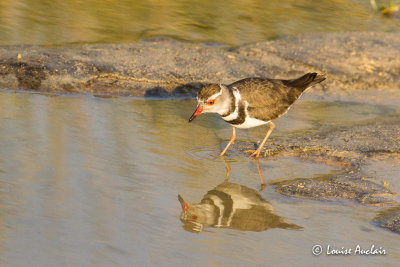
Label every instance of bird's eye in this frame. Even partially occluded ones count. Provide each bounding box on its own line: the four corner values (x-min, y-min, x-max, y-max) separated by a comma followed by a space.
190, 214, 198, 221
207, 100, 215, 105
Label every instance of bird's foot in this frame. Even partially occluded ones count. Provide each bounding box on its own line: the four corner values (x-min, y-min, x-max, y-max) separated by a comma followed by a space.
259, 183, 266, 192
245, 149, 261, 159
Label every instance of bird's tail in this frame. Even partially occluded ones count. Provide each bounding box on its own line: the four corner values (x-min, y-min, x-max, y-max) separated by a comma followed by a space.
282, 72, 326, 91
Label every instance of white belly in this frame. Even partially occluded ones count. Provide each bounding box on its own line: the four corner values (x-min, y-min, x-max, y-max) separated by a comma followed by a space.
233, 116, 269, 129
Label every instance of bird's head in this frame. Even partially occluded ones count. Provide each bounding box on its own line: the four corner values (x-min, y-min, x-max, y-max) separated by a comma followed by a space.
178, 194, 217, 232
188, 84, 231, 122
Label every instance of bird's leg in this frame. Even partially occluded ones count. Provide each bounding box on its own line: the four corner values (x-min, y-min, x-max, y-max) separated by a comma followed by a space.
247, 122, 275, 159
221, 156, 231, 181
220, 126, 236, 156
255, 159, 266, 192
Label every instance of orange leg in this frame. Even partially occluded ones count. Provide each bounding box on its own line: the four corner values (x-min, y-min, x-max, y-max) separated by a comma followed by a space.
221, 156, 231, 181
255, 159, 266, 191
248, 122, 275, 159
220, 126, 236, 156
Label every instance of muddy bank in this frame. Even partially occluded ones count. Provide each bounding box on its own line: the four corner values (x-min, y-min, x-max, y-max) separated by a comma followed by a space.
232, 113, 400, 232
0, 32, 399, 104
234, 114, 400, 205
374, 206, 400, 234
273, 173, 396, 206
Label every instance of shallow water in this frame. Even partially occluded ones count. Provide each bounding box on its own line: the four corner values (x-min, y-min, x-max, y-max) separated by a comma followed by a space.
0, 92, 400, 266
0, 0, 398, 46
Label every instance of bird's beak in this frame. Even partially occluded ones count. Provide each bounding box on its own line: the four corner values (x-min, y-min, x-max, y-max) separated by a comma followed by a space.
178, 194, 190, 211
188, 105, 203, 122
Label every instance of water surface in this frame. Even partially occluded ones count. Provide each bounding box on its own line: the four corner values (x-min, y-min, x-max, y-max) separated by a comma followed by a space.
0, 92, 399, 266
0, 0, 398, 46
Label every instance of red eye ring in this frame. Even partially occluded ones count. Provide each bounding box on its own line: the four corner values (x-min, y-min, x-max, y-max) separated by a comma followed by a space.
207, 100, 215, 105
190, 215, 198, 221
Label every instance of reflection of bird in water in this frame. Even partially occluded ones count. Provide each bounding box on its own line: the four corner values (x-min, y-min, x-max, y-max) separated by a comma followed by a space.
178, 160, 301, 232
178, 182, 302, 233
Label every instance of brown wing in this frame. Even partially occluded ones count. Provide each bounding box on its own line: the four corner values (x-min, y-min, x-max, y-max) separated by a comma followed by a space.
229, 77, 304, 121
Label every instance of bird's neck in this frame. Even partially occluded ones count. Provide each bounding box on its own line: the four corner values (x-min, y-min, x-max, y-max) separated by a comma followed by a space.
218, 87, 236, 117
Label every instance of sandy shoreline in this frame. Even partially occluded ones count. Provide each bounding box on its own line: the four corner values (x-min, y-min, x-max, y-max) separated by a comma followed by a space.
0, 32, 399, 105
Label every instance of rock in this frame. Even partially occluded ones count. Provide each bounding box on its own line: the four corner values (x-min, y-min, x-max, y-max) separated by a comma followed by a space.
273, 173, 397, 206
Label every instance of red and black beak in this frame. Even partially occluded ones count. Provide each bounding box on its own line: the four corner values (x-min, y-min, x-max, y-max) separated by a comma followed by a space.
188, 105, 203, 122
178, 194, 190, 211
